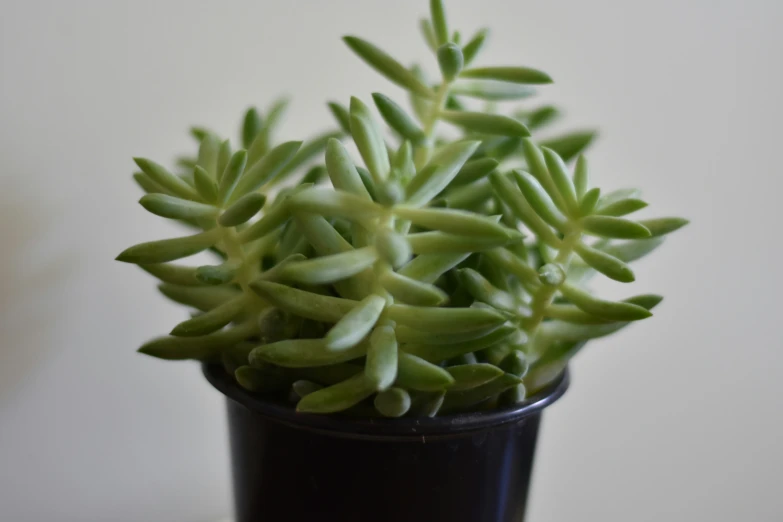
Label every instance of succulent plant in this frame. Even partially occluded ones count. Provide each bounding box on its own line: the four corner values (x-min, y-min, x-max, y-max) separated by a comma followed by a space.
118, 0, 687, 417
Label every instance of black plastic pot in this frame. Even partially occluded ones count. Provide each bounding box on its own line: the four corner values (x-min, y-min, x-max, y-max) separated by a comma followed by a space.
203, 363, 569, 522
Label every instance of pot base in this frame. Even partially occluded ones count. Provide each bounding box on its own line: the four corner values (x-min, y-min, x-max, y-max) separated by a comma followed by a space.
204, 364, 569, 522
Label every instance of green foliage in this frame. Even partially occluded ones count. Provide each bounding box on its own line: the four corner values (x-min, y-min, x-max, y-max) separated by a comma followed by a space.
119, 0, 687, 416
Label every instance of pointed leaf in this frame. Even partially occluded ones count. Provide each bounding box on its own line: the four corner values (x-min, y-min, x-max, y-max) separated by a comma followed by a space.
251, 338, 368, 369
560, 283, 652, 321
325, 294, 387, 350
296, 373, 376, 413
170, 296, 246, 337
325, 138, 372, 198
371, 92, 425, 145
133, 158, 200, 201
396, 352, 455, 391
219, 192, 266, 227
116, 228, 221, 264
366, 325, 399, 391
231, 141, 303, 201
451, 80, 534, 101
441, 110, 530, 137
249, 280, 358, 323
460, 66, 552, 84
582, 215, 652, 239
574, 241, 635, 283
343, 36, 433, 97
139, 194, 218, 220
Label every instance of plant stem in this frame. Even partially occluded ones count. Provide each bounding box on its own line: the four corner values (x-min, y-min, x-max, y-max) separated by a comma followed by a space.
415, 82, 450, 168
221, 227, 266, 314
521, 231, 581, 335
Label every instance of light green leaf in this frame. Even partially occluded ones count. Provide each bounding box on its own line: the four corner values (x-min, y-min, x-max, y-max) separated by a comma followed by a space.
170, 295, 246, 337
600, 237, 665, 263
195, 263, 237, 285
216, 140, 232, 181
573, 155, 589, 200
249, 280, 357, 323
231, 141, 303, 201
458, 268, 520, 313
218, 150, 248, 205
462, 29, 488, 66
574, 241, 635, 283
325, 294, 387, 350
511, 170, 567, 231
451, 80, 534, 101
542, 147, 579, 217
296, 373, 376, 413
560, 283, 652, 321
219, 192, 266, 227
579, 187, 601, 216
193, 166, 218, 204
116, 228, 221, 264
419, 18, 438, 52
520, 139, 568, 214
366, 325, 399, 390
394, 206, 520, 239
237, 196, 290, 243
460, 66, 553, 84
406, 140, 481, 206
374, 229, 412, 269
290, 187, 383, 220
325, 138, 372, 198
273, 131, 343, 186
327, 101, 352, 134
637, 217, 689, 237
133, 158, 200, 201
489, 171, 560, 247
407, 231, 516, 255
483, 249, 539, 288
138, 321, 257, 361
251, 338, 368, 369
596, 198, 648, 217
441, 373, 522, 413
396, 352, 455, 391
196, 132, 220, 178
582, 215, 652, 239
157, 283, 239, 312
343, 36, 433, 97
386, 303, 506, 333
139, 194, 218, 221
446, 364, 504, 391
372, 93, 425, 145
139, 263, 202, 286
441, 110, 530, 137
278, 247, 378, 285
379, 269, 448, 306
241, 107, 263, 149
404, 325, 516, 363
429, 0, 449, 45
350, 96, 391, 182
452, 158, 499, 186
398, 251, 470, 283
374, 387, 410, 417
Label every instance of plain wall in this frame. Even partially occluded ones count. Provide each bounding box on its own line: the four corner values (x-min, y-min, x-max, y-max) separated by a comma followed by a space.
1, 0, 781, 520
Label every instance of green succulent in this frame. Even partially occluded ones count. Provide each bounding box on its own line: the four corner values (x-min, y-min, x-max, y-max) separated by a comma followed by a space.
118, 0, 687, 417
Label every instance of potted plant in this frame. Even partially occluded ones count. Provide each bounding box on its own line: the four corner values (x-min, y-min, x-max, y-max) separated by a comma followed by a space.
117, 1, 687, 520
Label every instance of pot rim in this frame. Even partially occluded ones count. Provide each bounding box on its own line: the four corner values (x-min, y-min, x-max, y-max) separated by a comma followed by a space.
203, 363, 569, 440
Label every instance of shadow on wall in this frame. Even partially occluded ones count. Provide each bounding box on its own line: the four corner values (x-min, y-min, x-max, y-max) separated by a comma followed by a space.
0, 181, 77, 406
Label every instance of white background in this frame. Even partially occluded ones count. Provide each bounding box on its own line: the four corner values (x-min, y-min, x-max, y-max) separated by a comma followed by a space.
1, 0, 781, 520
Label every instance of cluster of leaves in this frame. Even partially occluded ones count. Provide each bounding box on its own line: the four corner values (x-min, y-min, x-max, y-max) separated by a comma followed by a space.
118, 0, 687, 417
